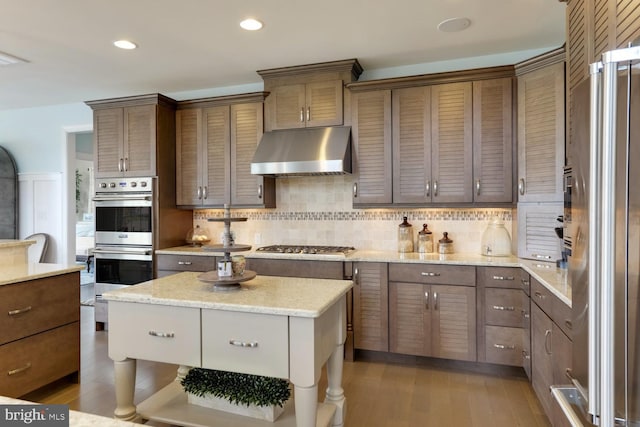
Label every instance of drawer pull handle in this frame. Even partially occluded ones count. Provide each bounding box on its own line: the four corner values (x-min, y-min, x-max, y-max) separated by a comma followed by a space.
522, 310, 530, 319
521, 279, 530, 287
532, 254, 552, 260
148, 331, 175, 338
493, 344, 516, 350
565, 320, 573, 330
229, 340, 259, 348
492, 275, 515, 281
8, 363, 31, 376
178, 261, 192, 265
544, 329, 552, 355
534, 291, 545, 299
8, 306, 32, 316
421, 272, 441, 277
522, 350, 531, 360
492, 305, 516, 311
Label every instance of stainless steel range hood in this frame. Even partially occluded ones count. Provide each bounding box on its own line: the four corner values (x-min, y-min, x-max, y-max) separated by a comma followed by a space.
251, 126, 352, 176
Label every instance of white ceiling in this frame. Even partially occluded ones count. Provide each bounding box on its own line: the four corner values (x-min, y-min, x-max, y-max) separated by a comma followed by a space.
0, 0, 566, 111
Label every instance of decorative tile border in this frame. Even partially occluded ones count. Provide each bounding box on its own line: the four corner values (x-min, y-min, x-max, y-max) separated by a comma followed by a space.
194, 209, 512, 222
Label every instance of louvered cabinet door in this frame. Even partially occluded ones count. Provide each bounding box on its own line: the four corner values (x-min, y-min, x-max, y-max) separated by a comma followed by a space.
517, 62, 565, 203
202, 106, 230, 206
431, 82, 473, 203
353, 262, 389, 352
516, 202, 563, 261
472, 78, 513, 203
305, 80, 344, 128
123, 105, 156, 177
389, 282, 430, 356
352, 90, 392, 205
94, 108, 124, 178
176, 109, 202, 206
430, 284, 476, 361
269, 84, 306, 130
392, 86, 432, 204
230, 103, 274, 207
616, 0, 640, 48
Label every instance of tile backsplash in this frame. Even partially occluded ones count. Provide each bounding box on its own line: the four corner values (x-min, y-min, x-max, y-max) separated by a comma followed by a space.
193, 175, 515, 254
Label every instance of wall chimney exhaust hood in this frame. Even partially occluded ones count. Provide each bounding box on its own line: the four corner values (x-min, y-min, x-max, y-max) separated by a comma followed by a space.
251, 126, 352, 176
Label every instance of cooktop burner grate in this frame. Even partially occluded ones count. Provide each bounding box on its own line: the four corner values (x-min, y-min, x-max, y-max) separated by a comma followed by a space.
256, 245, 355, 255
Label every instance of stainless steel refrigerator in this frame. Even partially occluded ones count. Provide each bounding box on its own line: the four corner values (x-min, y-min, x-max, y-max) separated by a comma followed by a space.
552, 45, 640, 427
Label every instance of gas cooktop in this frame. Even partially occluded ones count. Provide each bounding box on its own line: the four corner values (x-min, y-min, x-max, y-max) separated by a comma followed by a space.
256, 245, 355, 255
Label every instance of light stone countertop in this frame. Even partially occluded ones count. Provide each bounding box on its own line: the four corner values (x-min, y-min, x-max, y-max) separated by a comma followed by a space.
0, 396, 139, 427
0, 263, 84, 286
0, 239, 34, 249
103, 272, 352, 318
156, 246, 571, 307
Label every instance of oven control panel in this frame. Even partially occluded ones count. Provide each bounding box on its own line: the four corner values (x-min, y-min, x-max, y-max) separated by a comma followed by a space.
96, 177, 153, 193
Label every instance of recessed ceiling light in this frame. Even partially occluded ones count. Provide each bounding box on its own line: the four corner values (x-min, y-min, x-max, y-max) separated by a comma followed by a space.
437, 17, 471, 33
240, 18, 263, 31
113, 40, 138, 50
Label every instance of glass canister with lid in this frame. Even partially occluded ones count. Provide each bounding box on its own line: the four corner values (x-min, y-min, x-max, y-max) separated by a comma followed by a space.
417, 224, 434, 253
397, 216, 414, 253
438, 232, 454, 254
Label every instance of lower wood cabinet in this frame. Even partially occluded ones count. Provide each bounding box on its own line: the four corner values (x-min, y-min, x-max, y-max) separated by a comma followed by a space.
389, 282, 476, 361
353, 262, 389, 352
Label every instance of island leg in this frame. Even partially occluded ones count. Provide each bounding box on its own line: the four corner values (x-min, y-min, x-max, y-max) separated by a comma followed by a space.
113, 358, 138, 421
294, 384, 318, 427
324, 343, 346, 427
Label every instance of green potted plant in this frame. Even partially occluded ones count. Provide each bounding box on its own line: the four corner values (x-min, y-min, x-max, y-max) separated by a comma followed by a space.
181, 368, 291, 422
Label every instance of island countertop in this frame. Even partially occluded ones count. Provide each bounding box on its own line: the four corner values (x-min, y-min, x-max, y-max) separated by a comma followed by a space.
0, 263, 84, 286
103, 272, 353, 318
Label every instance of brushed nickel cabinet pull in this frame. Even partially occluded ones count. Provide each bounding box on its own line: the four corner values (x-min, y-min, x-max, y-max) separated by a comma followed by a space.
421, 272, 441, 277
544, 329, 552, 355
229, 340, 259, 348
493, 344, 516, 350
534, 291, 545, 300
518, 178, 525, 195
118, 158, 123, 172
565, 320, 573, 330
476, 179, 481, 196
492, 305, 516, 311
257, 184, 263, 199
8, 306, 32, 316
148, 331, 175, 338
521, 279, 530, 287
300, 107, 304, 122
425, 180, 431, 197
433, 292, 438, 310
492, 275, 515, 281
353, 182, 358, 198
425, 291, 429, 310
123, 157, 128, 171
197, 186, 202, 200
522, 310, 530, 319
433, 180, 439, 196
177, 261, 192, 266
202, 186, 208, 200
306, 107, 310, 121
8, 363, 31, 376
522, 350, 531, 360
532, 254, 552, 260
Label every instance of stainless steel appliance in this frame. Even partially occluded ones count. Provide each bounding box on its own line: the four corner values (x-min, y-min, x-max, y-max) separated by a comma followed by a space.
92, 177, 155, 329
552, 44, 640, 426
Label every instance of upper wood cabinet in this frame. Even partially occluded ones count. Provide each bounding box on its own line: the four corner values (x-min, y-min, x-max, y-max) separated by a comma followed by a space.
257, 59, 363, 132
516, 55, 565, 203
87, 94, 176, 178
175, 93, 275, 208
268, 80, 343, 130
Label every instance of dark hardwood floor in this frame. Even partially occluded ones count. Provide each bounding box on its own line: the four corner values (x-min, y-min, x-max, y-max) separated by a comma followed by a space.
23, 306, 549, 426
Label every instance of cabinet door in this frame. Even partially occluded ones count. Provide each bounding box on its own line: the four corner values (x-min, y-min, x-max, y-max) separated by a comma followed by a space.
389, 282, 430, 356
531, 303, 554, 420
472, 78, 513, 203
392, 86, 431, 204
305, 80, 343, 128
123, 105, 156, 177
230, 103, 272, 206
517, 202, 563, 261
269, 84, 306, 130
552, 323, 573, 427
351, 90, 392, 205
94, 108, 124, 178
431, 284, 476, 361
517, 61, 565, 202
176, 109, 202, 206
431, 82, 473, 203
202, 106, 230, 206
353, 262, 389, 352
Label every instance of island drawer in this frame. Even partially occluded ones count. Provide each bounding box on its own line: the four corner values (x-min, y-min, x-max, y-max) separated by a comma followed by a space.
485, 288, 526, 328
201, 310, 289, 379
0, 272, 80, 345
389, 263, 475, 286
484, 325, 524, 367
0, 322, 79, 398
477, 267, 524, 290
156, 254, 213, 272
108, 302, 201, 367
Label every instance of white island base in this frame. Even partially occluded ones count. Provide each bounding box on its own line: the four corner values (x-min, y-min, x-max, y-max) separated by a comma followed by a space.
105, 273, 351, 427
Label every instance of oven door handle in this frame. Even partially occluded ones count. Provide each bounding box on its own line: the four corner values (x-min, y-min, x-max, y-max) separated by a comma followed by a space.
93, 248, 152, 256
93, 195, 152, 202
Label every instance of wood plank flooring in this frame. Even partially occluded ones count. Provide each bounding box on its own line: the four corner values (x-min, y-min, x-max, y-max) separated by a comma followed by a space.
23, 307, 549, 426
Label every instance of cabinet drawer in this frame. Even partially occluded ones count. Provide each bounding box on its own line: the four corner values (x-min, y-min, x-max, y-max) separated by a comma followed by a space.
530, 277, 554, 316
156, 254, 214, 272
485, 288, 525, 328
108, 302, 200, 366
0, 322, 79, 398
388, 263, 475, 286
202, 310, 289, 379
478, 267, 525, 290
485, 325, 524, 367
553, 298, 573, 340
0, 273, 80, 345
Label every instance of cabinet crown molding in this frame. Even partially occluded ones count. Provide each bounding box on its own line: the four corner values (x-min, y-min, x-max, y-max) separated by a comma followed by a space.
176, 92, 269, 110
257, 58, 363, 81
514, 46, 566, 76
85, 93, 177, 110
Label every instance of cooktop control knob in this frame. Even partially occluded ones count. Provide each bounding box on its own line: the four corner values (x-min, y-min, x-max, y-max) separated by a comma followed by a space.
140, 181, 147, 187
109, 182, 116, 188
100, 182, 107, 189
130, 182, 137, 188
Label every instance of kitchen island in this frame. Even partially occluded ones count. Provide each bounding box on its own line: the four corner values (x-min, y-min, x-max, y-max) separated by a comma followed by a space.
103, 272, 352, 427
